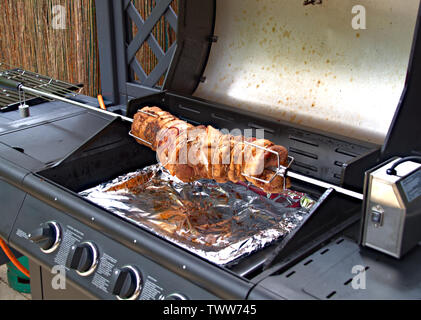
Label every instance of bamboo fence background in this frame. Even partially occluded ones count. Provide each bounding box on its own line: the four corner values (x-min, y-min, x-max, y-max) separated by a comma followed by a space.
0, 0, 178, 97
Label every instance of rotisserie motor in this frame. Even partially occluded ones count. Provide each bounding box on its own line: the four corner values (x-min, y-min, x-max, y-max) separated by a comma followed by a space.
131, 106, 290, 193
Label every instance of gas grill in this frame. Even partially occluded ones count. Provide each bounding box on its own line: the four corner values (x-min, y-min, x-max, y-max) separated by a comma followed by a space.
1, 0, 421, 300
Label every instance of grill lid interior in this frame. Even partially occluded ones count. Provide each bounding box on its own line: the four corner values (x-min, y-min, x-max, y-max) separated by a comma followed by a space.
194, 0, 419, 144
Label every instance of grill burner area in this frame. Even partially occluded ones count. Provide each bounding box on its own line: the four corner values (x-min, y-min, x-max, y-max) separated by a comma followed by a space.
80, 163, 315, 266
34, 101, 364, 278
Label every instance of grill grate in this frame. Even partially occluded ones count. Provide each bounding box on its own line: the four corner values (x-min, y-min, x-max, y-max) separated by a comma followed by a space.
0, 62, 83, 112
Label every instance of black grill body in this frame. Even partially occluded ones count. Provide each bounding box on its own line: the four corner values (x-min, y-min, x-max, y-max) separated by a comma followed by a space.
0, 93, 374, 299
2, 0, 421, 300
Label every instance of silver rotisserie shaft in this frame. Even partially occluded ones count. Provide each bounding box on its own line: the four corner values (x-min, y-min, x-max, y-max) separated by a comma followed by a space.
6, 80, 363, 200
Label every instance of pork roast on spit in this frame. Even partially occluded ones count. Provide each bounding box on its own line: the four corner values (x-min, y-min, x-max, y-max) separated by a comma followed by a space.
131, 106, 290, 193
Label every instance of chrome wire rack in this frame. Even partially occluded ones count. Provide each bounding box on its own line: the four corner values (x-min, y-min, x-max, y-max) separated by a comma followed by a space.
0, 62, 83, 112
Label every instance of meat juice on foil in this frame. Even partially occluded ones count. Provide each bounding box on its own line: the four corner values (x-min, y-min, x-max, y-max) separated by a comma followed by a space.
80, 164, 315, 266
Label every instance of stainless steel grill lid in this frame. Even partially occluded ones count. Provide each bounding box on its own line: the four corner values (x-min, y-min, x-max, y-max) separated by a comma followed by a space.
194, 0, 419, 144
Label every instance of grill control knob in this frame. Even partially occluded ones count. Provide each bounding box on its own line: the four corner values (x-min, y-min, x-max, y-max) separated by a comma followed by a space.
110, 266, 142, 300
66, 242, 98, 276
165, 293, 188, 300
29, 221, 61, 254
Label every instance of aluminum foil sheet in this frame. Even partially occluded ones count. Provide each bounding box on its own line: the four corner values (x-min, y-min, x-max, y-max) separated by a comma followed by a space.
80, 164, 315, 266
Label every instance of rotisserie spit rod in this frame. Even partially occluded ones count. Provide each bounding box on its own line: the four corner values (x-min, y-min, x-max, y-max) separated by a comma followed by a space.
0, 77, 363, 199
131, 106, 364, 199
0, 77, 133, 123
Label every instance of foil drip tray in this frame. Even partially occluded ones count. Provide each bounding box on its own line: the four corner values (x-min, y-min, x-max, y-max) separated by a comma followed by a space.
80, 164, 315, 266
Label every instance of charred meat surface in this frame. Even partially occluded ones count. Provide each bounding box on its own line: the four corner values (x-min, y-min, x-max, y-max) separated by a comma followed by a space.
131, 106, 290, 193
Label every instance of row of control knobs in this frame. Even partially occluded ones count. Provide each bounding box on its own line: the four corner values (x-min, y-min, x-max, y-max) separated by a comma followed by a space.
28, 222, 186, 300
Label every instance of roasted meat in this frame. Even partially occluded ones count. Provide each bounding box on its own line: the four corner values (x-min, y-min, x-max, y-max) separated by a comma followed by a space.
131, 106, 290, 193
